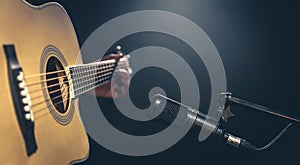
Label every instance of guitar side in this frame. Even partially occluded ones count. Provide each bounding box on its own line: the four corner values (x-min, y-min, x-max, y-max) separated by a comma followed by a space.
0, 0, 89, 164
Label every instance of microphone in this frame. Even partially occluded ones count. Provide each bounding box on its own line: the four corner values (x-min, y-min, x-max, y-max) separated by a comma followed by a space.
150, 94, 259, 150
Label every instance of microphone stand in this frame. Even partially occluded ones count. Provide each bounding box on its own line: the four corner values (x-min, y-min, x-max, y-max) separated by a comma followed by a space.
151, 93, 299, 151
218, 92, 299, 150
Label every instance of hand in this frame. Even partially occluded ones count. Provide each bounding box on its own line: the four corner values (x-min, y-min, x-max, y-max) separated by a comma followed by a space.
92, 54, 130, 98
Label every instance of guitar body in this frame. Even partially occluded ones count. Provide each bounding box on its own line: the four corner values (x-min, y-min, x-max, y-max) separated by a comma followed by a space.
0, 0, 89, 164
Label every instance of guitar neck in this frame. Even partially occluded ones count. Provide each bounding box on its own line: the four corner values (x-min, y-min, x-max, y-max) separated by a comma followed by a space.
66, 59, 117, 98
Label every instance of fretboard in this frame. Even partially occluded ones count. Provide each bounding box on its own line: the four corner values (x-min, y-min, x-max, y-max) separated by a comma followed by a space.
67, 59, 117, 98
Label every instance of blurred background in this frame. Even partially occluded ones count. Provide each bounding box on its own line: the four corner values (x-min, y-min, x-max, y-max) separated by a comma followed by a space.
29, 0, 300, 164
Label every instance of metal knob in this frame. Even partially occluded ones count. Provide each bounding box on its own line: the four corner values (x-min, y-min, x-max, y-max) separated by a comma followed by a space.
115, 45, 123, 55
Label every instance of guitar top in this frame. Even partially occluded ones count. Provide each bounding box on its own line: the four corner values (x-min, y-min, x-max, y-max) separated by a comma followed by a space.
0, 0, 130, 164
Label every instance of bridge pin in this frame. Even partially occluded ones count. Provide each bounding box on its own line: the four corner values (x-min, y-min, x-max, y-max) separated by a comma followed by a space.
18, 81, 25, 89
25, 113, 31, 120
24, 105, 30, 112
22, 97, 28, 104
16, 71, 24, 81
20, 89, 27, 96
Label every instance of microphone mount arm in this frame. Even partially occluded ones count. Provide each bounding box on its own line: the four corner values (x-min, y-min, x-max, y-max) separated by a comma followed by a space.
221, 92, 300, 123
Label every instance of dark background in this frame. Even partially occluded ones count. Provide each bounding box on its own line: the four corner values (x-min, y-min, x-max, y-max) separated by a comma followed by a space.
30, 0, 300, 164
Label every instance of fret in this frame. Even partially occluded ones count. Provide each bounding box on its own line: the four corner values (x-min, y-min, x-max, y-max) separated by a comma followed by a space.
85, 65, 88, 93
70, 67, 76, 97
66, 59, 117, 98
65, 54, 133, 98
91, 65, 94, 89
93, 65, 97, 87
71, 67, 75, 97
79, 66, 82, 94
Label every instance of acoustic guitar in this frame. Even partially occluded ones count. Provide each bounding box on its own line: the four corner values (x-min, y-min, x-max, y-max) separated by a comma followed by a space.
0, 0, 131, 164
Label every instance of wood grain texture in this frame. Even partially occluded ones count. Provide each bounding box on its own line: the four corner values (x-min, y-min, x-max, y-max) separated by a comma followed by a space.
0, 0, 89, 164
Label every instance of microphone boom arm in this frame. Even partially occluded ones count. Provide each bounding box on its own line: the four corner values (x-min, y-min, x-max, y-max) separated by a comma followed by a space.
221, 92, 300, 123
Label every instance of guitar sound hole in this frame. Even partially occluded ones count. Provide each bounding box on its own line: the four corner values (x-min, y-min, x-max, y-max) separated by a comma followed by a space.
45, 56, 70, 114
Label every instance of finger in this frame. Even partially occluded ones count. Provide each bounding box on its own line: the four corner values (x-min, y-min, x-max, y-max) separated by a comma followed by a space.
94, 82, 112, 98
111, 81, 121, 98
114, 71, 129, 85
101, 54, 122, 61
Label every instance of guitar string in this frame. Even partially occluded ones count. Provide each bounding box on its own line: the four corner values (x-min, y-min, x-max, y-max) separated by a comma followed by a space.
28, 64, 116, 97
24, 58, 118, 79
29, 68, 115, 102
33, 75, 112, 120
28, 63, 127, 105
34, 71, 127, 120
25, 60, 126, 88
31, 73, 112, 118
26, 62, 127, 95
25, 62, 114, 79
30, 69, 114, 109
33, 78, 109, 121
30, 61, 129, 111
33, 75, 111, 114
25, 62, 118, 86
26, 74, 68, 86
27, 62, 129, 119
25, 69, 66, 78
30, 84, 65, 101
28, 79, 69, 94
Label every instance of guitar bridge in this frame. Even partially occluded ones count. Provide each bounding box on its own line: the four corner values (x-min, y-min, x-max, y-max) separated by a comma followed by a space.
3, 45, 37, 156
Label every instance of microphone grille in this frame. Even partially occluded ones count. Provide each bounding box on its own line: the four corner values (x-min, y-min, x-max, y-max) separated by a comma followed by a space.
150, 94, 197, 126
